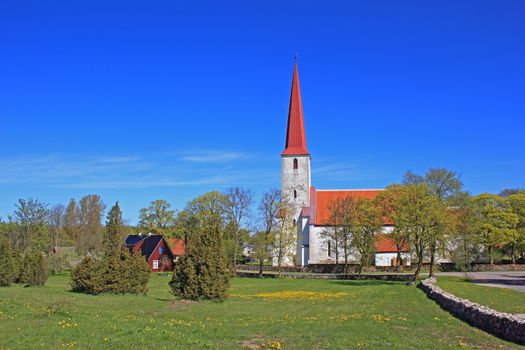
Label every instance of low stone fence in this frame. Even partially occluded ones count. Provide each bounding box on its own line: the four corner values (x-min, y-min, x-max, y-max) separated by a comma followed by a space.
419, 277, 525, 345
237, 263, 525, 274
236, 270, 412, 281
236, 264, 404, 274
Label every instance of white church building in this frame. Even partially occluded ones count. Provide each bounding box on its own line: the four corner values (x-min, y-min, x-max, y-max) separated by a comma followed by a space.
279, 63, 410, 267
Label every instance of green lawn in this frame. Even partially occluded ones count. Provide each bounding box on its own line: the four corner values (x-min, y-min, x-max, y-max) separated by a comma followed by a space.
437, 276, 525, 314
0, 273, 523, 350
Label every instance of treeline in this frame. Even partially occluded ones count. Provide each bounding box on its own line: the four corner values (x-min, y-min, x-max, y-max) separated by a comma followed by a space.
322, 168, 525, 281
0, 187, 283, 273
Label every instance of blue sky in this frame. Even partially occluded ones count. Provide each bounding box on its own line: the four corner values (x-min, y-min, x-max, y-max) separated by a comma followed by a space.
1, 1, 524, 224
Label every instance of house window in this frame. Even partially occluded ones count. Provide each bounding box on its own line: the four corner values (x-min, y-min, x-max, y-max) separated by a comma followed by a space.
153, 260, 159, 269
294, 190, 297, 198
293, 158, 298, 169
327, 241, 331, 257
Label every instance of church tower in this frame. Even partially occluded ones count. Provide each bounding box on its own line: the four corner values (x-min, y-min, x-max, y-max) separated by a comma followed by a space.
281, 63, 311, 266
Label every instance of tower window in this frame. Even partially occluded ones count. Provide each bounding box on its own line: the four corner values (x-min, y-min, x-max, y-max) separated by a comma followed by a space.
294, 190, 297, 198
293, 158, 298, 169
293, 219, 296, 226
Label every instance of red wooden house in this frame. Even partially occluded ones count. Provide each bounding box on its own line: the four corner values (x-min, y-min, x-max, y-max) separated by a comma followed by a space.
125, 234, 185, 272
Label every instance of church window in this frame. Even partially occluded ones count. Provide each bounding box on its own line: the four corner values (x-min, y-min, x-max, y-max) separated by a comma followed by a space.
293, 158, 298, 169
293, 219, 296, 226
327, 241, 331, 257
294, 190, 297, 198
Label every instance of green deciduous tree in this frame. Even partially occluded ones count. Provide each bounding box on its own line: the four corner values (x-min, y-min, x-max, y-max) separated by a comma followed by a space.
473, 194, 519, 265
377, 185, 408, 271
507, 193, 525, 262
393, 183, 446, 282
351, 198, 382, 276
138, 199, 176, 236
10, 198, 49, 253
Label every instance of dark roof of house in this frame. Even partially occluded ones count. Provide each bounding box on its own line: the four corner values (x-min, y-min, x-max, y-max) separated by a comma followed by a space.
125, 235, 146, 246
125, 234, 176, 260
140, 235, 164, 260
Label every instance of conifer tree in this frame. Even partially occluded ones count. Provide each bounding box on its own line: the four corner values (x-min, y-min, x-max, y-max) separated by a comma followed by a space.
0, 238, 16, 287
103, 202, 124, 254
170, 192, 230, 301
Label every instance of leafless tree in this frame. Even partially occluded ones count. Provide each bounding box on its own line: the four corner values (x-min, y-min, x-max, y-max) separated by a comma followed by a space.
257, 188, 281, 276
225, 186, 254, 272
47, 204, 65, 248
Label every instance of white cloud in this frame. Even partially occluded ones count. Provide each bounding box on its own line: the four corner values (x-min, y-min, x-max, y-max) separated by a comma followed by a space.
0, 151, 275, 190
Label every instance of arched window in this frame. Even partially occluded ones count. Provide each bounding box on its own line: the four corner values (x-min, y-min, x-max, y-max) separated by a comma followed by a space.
293, 158, 298, 169
294, 190, 297, 199
293, 219, 296, 226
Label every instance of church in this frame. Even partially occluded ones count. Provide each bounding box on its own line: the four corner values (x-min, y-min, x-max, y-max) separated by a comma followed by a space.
280, 63, 410, 267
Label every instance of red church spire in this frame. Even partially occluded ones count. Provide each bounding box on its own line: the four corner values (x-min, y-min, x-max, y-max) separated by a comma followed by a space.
282, 63, 309, 156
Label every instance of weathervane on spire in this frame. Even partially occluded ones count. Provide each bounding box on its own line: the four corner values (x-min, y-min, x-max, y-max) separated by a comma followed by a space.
294, 51, 299, 64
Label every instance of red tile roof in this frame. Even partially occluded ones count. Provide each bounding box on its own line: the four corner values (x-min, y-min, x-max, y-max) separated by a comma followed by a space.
282, 63, 309, 156
375, 234, 410, 253
312, 189, 383, 225
169, 238, 185, 256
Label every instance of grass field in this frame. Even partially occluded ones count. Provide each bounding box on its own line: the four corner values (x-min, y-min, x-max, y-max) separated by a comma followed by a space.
437, 276, 525, 314
0, 273, 523, 350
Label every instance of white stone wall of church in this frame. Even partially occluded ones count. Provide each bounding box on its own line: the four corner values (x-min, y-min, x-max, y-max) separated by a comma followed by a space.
375, 253, 411, 266
308, 225, 397, 265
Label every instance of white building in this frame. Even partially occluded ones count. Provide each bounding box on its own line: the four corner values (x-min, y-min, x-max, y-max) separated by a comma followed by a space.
277, 63, 408, 267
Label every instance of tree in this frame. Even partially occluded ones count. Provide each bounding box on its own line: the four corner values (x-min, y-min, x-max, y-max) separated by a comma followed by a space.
472, 194, 519, 265
10, 198, 49, 253
320, 199, 343, 267
351, 198, 382, 276
47, 204, 65, 248
18, 252, 48, 286
63, 199, 80, 244
507, 193, 525, 261
500, 188, 525, 198
103, 202, 125, 254
250, 231, 274, 273
377, 185, 408, 270
449, 198, 481, 273
273, 197, 297, 277
138, 199, 176, 236
0, 238, 16, 287
404, 168, 463, 202
170, 192, 230, 301
71, 250, 150, 295
77, 195, 105, 253
224, 186, 254, 272
393, 183, 446, 282
257, 189, 281, 276
404, 168, 464, 275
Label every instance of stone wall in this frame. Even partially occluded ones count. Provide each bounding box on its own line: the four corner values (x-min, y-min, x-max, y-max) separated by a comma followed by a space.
419, 277, 525, 345
236, 270, 412, 281
238, 263, 525, 274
